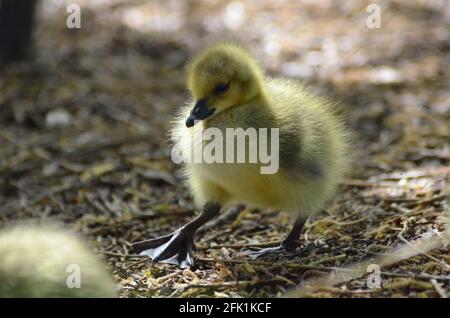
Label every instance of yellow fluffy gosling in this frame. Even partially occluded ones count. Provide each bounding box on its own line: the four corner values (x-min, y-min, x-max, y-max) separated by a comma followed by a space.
132, 43, 350, 267
0, 225, 117, 297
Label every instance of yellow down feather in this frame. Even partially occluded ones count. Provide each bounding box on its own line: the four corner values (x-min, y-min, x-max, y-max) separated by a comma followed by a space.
172, 43, 350, 217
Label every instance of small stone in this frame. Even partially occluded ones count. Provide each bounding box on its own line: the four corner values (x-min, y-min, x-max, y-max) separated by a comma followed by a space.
45, 108, 72, 128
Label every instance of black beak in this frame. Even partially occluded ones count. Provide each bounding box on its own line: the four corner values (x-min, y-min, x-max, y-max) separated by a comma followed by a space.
185, 99, 215, 128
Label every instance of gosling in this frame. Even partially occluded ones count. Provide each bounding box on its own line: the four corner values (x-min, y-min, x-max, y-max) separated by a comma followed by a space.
0, 225, 117, 297
132, 43, 349, 267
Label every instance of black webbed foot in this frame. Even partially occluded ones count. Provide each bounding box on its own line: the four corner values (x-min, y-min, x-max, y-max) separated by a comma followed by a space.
244, 216, 308, 260
242, 239, 299, 260
131, 228, 195, 268
131, 202, 221, 268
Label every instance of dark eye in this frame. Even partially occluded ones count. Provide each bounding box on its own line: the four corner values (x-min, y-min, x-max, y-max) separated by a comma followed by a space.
214, 82, 230, 94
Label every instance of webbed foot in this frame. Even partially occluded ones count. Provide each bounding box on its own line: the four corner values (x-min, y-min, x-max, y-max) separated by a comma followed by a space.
244, 216, 308, 260
132, 202, 221, 268
243, 239, 299, 260
132, 229, 195, 268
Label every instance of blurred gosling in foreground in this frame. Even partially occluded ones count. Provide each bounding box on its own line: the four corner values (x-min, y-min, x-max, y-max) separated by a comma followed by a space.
0, 225, 117, 297
132, 43, 350, 267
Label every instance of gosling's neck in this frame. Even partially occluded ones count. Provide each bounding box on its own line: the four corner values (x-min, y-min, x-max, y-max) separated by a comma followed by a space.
203, 91, 272, 130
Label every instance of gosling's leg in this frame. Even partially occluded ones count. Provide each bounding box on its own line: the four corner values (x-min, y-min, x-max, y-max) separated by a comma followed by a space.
131, 202, 221, 268
244, 216, 307, 259
197, 204, 245, 236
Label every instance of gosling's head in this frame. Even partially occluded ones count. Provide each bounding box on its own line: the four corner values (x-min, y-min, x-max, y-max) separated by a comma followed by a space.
185, 43, 264, 127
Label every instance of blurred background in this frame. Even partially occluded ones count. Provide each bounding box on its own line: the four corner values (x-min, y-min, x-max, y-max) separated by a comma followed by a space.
0, 0, 449, 297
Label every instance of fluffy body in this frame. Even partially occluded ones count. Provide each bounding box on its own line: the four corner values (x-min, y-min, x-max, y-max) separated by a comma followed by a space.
0, 225, 117, 298
172, 44, 349, 217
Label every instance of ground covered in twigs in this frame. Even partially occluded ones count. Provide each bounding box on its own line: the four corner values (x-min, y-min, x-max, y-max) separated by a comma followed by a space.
0, 0, 449, 297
